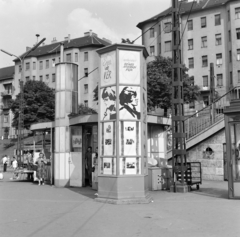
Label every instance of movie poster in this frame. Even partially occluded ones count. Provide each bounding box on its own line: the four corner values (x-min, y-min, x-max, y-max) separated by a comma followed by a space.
100, 51, 116, 86
119, 121, 141, 156
119, 86, 141, 120
119, 50, 140, 85
103, 158, 116, 175
72, 135, 82, 148
101, 122, 115, 156
119, 157, 141, 175
100, 86, 116, 121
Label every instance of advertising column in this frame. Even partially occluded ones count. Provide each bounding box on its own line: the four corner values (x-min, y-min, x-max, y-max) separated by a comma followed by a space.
96, 44, 150, 204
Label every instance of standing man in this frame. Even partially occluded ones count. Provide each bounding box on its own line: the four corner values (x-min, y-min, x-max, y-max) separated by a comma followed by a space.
85, 146, 92, 187
2, 155, 8, 172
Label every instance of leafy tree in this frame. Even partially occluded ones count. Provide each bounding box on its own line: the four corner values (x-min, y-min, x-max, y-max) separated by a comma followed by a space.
147, 56, 200, 113
10, 81, 55, 129
121, 38, 134, 44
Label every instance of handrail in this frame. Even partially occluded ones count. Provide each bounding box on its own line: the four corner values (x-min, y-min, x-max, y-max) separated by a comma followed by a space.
184, 85, 240, 121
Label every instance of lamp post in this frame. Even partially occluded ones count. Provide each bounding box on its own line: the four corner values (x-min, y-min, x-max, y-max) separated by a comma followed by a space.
1, 37, 46, 162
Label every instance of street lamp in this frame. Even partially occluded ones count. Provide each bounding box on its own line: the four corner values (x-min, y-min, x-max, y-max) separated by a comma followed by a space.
1, 37, 46, 163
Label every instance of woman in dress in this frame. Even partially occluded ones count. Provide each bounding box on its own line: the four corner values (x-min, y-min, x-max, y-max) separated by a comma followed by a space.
35, 152, 47, 185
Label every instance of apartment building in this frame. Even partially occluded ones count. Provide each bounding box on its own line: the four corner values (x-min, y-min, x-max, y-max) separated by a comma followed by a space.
0, 66, 15, 139
0, 31, 111, 138
137, 0, 240, 113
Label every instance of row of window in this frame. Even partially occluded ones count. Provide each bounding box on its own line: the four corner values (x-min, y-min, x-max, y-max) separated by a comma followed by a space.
149, 7, 240, 38
25, 74, 56, 82
22, 52, 89, 72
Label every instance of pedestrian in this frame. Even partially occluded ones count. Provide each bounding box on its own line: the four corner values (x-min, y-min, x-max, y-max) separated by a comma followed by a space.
2, 155, 8, 172
27, 151, 33, 180
12, 157, 18, 171
35, 152, 47, 185
85, 146, 92, 187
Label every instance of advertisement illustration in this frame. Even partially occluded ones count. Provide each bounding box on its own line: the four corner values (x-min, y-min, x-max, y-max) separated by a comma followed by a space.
101, 122, 115, 156
101, 51, 116, 86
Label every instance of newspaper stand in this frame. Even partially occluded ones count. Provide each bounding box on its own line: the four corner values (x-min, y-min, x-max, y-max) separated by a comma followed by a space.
175, 162, 202, 190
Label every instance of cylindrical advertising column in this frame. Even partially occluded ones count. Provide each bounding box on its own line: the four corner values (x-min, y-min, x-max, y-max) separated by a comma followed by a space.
54, 62, 78, 187
96, 44, 150, 204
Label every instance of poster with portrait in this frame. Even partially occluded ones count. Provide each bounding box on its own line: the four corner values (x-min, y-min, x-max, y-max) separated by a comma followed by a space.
100, 51, 116, 86
72, 135, 82, 148
100, 86, 116, 121
119, 50, 140, 85
119, 86, 141, 120
101, 122, 115, 156
119, 121, 141, 156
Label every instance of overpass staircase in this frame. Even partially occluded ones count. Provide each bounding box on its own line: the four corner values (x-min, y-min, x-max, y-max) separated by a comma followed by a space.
167, 86, 240, 159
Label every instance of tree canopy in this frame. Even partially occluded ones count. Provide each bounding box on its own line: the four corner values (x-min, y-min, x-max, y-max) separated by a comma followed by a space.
147, 56, 200, 112
10, 80, 55, 129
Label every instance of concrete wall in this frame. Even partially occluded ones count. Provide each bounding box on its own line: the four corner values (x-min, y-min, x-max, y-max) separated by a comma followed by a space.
187, 129, 225, 180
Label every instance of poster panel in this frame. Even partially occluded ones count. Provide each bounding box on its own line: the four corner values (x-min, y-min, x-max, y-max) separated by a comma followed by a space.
119, 50, 140, 85
72, 135, 82, 148
100, 86, 116, 121
119, 121, 141, 156
119, 157, 141, 175
119, 86, 141, 120
101, 122, 116, 156
100, 51, 116, 86
102, 158, 116, 175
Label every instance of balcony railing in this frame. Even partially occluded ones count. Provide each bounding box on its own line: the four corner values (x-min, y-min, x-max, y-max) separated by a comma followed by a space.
1, 90, 12, 97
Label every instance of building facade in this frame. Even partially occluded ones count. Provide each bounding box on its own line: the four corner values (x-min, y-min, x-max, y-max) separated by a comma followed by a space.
137, 0, 240, 114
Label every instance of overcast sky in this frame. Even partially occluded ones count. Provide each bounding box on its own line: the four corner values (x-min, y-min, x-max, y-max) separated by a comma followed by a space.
0, 0, 171, 68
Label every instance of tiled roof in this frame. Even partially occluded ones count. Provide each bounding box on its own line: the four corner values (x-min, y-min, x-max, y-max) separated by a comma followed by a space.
0, 66, 14, 81
137, 0, 234, 29
14, 35, 111, 62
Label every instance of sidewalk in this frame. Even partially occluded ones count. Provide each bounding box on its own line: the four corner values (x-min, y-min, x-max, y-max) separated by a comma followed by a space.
0, 170, 239, 237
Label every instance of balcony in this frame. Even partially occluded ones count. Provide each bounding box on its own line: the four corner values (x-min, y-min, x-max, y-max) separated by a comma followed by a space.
0, 104, 10, 110
1, 90, 12, 98
200, 86, 210, 92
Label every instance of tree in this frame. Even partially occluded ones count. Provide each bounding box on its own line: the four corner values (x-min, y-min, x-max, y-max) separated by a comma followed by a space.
121, 38, 134, 44
147, 56, 200, 113
10, 81, 55, 129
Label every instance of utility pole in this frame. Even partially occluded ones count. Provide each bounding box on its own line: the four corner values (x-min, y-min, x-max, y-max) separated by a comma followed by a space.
210, 63, 215, 124
171, 0, 188, 193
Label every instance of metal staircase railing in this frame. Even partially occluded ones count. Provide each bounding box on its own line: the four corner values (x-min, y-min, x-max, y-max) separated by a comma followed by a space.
185, 86, 240, 140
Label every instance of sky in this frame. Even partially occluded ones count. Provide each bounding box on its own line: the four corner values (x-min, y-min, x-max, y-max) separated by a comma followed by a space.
0, 0, 171, 68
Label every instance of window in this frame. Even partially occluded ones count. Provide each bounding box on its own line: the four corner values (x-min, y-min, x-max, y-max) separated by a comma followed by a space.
228, 10, 230, 21
188, 20, 193, 31
159, 24, 161, 35
84, 100, 88, 107
46, 60, 49, 69
203, 96, 209, 107
39, 76, 43, 81
188, 58, 194, 68
238, 70, 240, 83
26, 76, 30, 81
33, 62, 36, 70
33, 76, 35, 81
189, 101, 195, 109
4, 115, 9, 123
188, 39, 193, 50
26, 62, 30, 71
150, 28, 154, 37
164, 23, 171, 33
201, 17, 206, 28
165, 41, 171, 52
235, 7, 240, 19
215, 34, 221, 45
159, 43, 161, 55
84, 68, 88, 77
84, 52, 88, 61
52, 58, 55, 67
46, 74, 49, 80
236, 28, 240, 39
215, 14, 221, 26
229, 30, 231, 41
39, 61, 43, 70
75, 53, 78, 62
216, 54, 222, 65
201, 36, 207, 48
230, 72, 233, 84
52, 74, 55, 82
4, 83, 12, 94
203, 76, 208, 87
202, 55, 208, 67
66, 53, 71, 62
150, 46, 155, 56
229, 51, 232, 63
217, 74, 223, 86
237, 49, 240, 61
84, 84, 88, 94
59, 57, 60, 62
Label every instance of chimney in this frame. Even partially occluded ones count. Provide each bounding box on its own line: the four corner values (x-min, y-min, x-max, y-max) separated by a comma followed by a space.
68, 34, 70, 43
51, 37, 57, 44
84, 30, 93, 37
26, 46, 31, 52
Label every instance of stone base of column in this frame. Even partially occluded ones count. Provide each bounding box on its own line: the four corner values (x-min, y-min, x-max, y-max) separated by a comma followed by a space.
170, 182, 189, 193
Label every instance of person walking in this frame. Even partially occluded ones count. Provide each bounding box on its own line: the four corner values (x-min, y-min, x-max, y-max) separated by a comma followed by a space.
85, 146, 92, 187
35, 152, 47, 185
2, 155, 8, 172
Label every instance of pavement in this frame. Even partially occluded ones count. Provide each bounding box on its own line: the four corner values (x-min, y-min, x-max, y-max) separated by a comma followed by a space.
0, 168, 240, 237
